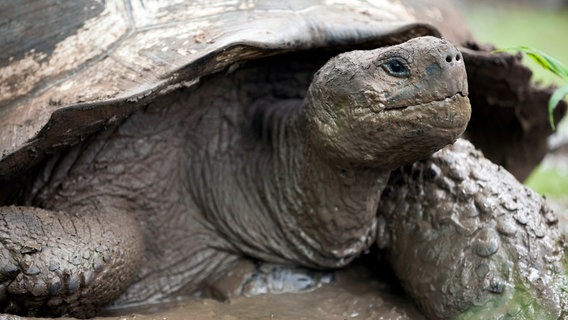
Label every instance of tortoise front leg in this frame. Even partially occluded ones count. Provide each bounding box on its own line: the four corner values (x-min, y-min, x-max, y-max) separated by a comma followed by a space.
0, 205, 143, 318
376, 139, 567, 319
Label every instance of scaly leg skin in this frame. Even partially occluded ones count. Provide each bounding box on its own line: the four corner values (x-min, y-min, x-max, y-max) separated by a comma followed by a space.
0, 205, 144, 318
205, 259, 334, 301
376, 139, 567, 320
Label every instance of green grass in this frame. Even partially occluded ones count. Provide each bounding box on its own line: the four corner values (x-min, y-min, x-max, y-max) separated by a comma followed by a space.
525, 166, 568, 199
465, 7, 568, 86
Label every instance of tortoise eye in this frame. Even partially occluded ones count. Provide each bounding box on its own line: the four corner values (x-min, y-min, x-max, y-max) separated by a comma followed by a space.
382, 58, 409, 78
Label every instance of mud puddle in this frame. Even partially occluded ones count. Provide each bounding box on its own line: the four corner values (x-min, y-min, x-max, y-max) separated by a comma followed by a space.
97, 259, 425, 320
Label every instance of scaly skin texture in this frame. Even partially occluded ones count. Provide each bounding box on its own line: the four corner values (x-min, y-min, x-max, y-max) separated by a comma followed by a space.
1, 36, 561, 319
0, 205, 143, 316
377, 139, 567, 319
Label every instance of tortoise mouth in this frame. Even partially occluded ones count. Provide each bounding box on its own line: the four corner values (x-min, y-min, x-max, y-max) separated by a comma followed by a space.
410, 92, 471, 130
376, 92, 471, 132
382, 91, 468, 111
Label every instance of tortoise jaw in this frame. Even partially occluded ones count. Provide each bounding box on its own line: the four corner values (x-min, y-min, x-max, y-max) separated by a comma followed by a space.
377, 91, 468, 112
362, 93, 472, 168
390, 92, 471, 131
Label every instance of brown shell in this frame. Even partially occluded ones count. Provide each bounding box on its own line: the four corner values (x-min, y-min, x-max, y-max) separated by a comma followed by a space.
0, 0, 475, 178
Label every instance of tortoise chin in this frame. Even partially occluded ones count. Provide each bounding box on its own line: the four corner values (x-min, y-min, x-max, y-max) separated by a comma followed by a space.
368, 92, 472, 168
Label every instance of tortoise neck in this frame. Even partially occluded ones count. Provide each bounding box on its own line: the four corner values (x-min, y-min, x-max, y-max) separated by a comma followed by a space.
263, 100, 391, 268
198, 96, 389, 269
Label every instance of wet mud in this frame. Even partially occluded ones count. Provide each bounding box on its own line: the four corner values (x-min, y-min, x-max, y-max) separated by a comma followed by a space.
100, 262, 424, 320
1, 260, 422, 320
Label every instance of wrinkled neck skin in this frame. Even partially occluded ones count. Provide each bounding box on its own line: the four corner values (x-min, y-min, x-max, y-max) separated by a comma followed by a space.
189, 99, 389, 270
268, 106, 390, 268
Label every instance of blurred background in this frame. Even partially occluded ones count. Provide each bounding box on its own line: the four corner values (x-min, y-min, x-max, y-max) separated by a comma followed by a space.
457, 0, 568, 229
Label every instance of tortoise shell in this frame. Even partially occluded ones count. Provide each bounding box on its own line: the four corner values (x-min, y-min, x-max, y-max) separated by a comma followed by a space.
0, 0, 458, 177
0, 0, 563, 181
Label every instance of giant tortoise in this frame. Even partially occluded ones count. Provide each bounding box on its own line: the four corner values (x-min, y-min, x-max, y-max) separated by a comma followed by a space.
0, 0, 566, 319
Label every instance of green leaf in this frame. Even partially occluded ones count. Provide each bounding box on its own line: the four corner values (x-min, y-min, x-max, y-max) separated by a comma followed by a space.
549, 83, 568, 130
495, 46, 568, 80
494, 46, 568, 129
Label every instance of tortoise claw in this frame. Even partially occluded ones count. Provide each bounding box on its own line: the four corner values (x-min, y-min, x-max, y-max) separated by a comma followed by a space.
204, 259, 334, 302
0, 205, 143, 318
241, 263, 334, 296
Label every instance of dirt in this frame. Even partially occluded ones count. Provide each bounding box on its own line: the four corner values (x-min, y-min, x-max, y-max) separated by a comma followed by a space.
97, 261, 424, 320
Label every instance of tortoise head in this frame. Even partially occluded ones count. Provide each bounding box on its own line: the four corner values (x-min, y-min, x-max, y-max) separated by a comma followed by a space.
305, 36, 471, 169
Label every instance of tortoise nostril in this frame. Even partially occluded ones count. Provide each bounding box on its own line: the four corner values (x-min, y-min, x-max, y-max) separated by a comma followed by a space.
455, 54, 461, 61
445, 55, 452, 63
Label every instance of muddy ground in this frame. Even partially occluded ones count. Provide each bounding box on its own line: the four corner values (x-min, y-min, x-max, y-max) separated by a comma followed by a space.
3, 258, 426, 320
99, 260, 424, 320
